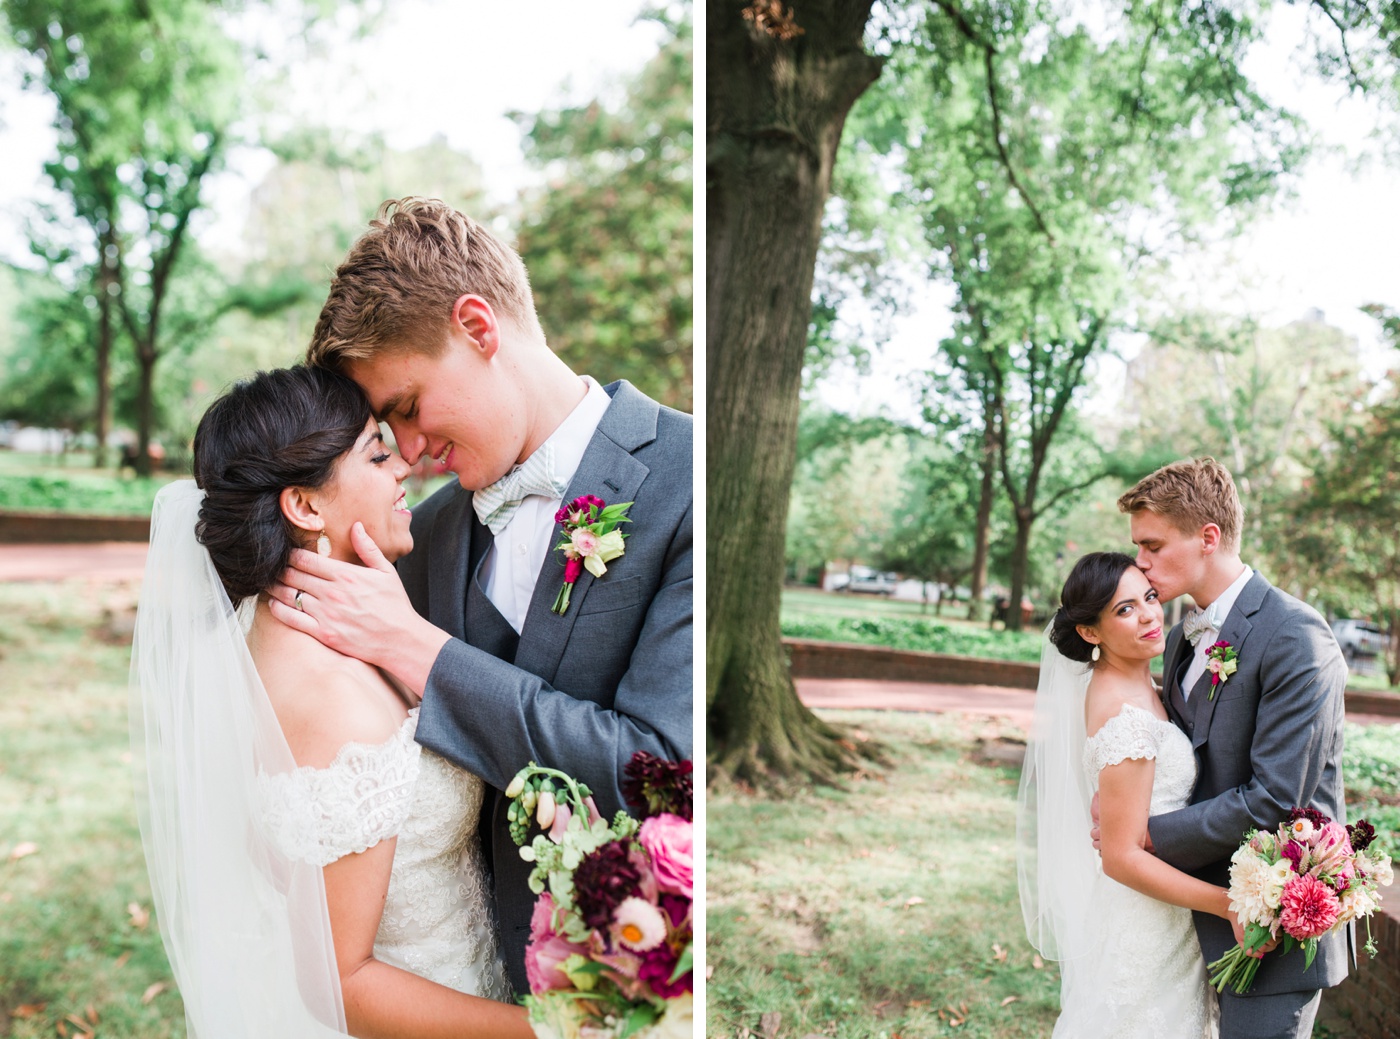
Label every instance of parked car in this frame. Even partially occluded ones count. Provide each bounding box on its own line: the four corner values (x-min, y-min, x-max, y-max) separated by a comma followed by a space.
838, 565, 898, 596
1332, 619, 1390, 665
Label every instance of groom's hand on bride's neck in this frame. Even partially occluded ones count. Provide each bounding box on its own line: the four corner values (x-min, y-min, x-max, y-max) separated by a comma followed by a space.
268, 523, 450, 693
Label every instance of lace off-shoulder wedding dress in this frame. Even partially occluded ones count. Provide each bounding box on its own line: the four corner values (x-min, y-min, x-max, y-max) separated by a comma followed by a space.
1052, 703, 1217, 1039
258, 708, 511, 1001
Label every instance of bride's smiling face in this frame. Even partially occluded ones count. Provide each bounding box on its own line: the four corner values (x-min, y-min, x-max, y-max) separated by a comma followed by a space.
1079, 566, 1165, 664
307, 420, 415, 564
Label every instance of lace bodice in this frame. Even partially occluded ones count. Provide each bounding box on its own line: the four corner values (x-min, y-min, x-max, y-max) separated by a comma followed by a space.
1083, 702, 1197, 814
1054, 702, 1215, 1039
258, 710, 509, 1002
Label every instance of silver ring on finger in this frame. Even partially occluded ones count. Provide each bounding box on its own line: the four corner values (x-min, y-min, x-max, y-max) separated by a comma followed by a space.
294, 589, 305, 612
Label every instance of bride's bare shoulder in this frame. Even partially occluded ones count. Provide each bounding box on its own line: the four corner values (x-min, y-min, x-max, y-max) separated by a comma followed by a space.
1083, 674, 1137, 739
249, 615, 407, 770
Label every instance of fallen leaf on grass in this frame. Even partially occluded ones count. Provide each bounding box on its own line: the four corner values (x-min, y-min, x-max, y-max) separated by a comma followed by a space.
85, 1005, 98, 1025
8, 841, 38, 861
1001, 996, 1018, 1007
127, 903, 150, 929
57, 1021, 68, 1037
907, 999, 930, 1008
759, 1010, 782, 1038
65, 1013, 93, 1036
992, 943, 1007, 962
113, 951, 131, 969
1032, 954, 1044, 969
141, 982, 167, 1005
903, 896, 925, 908
11, 1004, 46, 1018
871, 1000, 893, 1018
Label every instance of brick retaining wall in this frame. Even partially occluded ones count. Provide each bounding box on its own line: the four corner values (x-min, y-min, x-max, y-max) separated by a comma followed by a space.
0, 511, 149, 543
1322, 901, 1400, 1038
785, 637, 1042, 689
783, 637, 1400, 718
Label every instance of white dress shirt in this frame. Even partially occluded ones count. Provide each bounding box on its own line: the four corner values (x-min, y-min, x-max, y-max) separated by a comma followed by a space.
1181, 564, 1253, 699
480, 376, 610, 633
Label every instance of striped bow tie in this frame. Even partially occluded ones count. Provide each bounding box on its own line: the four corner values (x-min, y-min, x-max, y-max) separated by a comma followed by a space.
1183, 601, 1226, 646
472, 445, 568, 535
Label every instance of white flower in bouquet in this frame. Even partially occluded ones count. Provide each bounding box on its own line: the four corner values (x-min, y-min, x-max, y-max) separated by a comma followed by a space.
1228, 846, 1278, 927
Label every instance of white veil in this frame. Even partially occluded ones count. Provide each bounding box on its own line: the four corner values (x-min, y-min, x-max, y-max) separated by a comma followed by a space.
1015, 623, 1098, 963
130, 480, 346, 1038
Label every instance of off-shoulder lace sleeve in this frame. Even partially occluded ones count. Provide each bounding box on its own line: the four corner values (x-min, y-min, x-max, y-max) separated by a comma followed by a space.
1083, 704, 1161, 776
257, 711, 421, 866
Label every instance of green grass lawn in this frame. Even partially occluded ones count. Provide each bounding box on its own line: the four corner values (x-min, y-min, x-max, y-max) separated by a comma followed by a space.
708, 710, 1061, 1039
0, 580, 185, 1037
781, 590, 1045, 664
708, 709, 1400, 1039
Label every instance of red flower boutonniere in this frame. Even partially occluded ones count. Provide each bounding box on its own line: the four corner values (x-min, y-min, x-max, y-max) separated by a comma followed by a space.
550, 494, 634, 615
1205, 640, 1238, 700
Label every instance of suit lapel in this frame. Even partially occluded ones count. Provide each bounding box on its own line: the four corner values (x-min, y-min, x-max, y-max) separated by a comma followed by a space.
426, 489, 475, 641
1187, 571, 1267, 749
1162, 625, 1191, 730
513, 382, 657, 683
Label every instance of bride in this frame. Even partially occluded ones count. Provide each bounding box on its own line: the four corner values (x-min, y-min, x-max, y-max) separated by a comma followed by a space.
1017, 551, 1263, 1038
130, 365, 533, 1038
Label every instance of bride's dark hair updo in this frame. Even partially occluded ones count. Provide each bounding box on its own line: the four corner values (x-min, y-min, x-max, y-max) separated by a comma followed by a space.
192, 365, 372, 604
1048, 551, 1139, 663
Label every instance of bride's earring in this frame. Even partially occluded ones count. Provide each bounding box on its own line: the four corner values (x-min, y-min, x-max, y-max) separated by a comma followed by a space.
316, 532, 332, 557
1091, 645, 1101, 662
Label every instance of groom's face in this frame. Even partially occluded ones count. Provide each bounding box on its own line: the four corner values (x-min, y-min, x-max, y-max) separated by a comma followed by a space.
1128, 510, 1204, 604
346, 338, 525, 492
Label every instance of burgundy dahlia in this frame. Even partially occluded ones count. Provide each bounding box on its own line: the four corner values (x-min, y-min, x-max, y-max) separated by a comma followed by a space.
622, 752, 694, 821
1348, 819, 1376, 852
572, 840, 642, 930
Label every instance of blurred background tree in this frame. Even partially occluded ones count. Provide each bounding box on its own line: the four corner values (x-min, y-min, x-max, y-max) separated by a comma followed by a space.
0, 0, 693, 486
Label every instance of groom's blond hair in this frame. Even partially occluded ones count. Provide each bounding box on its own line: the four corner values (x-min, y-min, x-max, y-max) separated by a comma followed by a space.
1117, 457, 1244, 552
306, 197, 540, 369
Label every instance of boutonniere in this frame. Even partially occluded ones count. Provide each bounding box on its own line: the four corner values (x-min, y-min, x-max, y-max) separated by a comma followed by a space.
550, 494, 634, 615
1205, 640, 1238, 699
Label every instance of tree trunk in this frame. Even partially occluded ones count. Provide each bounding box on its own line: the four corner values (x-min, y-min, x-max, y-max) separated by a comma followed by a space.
1007, 506, 1033, 633
94, 245, 116, 469
968, 420, 997, 621
706, 0, 883, 787
134, 344, 156, 478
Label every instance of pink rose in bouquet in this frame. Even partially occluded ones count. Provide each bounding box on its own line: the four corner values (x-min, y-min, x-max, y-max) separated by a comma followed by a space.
639, 814, 693, 899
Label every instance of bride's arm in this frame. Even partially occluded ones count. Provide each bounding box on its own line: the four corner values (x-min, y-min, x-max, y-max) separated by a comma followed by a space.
322, 842, 534, 1039
1098, 758, 1235, 922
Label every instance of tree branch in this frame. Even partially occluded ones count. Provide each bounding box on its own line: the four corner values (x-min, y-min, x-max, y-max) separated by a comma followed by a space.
931, 0, 1055, 244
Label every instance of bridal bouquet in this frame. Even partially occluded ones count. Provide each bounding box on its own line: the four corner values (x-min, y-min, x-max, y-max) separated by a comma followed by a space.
1208, 807, 1393, 994
505, 752, 693, 1039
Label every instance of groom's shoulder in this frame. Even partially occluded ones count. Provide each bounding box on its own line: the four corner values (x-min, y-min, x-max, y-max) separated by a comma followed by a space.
601, 380, 692, 474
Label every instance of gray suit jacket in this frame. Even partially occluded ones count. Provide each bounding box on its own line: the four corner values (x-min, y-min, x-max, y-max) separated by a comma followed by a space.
1150, 571, 1349, 997
396, 381, 693, 995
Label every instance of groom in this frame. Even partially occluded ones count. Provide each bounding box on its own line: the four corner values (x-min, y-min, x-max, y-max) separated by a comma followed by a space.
270, 197, 693, 994
1115, 457, 1348, 1038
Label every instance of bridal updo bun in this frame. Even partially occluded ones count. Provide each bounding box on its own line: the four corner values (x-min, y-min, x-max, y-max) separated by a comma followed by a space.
1048, 551, 1138, 663
192, 366, 372, 604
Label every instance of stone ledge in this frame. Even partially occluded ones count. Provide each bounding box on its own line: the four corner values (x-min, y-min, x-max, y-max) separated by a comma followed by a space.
0, 510, 150, 543
783, 638, 1400, 717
